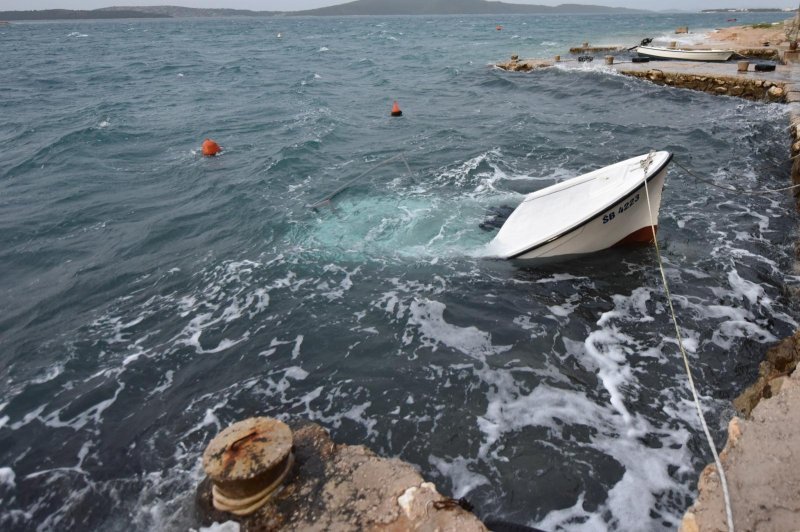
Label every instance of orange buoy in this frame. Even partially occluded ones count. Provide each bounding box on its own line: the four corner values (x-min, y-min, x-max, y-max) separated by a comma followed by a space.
202, 138, 221, 157
496, 25, 502, 31
390, 101, 402, 117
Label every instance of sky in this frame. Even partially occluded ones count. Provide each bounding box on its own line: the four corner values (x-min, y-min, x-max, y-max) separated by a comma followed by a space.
1, 0, 796, 12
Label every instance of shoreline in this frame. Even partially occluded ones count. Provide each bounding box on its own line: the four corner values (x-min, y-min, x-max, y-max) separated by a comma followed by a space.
495, 18, 800, 531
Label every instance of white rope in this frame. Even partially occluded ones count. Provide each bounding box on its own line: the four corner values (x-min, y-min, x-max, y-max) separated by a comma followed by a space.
675, 158, 800, 195
641, 165, 735, 532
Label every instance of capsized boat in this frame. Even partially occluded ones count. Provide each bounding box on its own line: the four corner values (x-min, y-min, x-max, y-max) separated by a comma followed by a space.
487, 151, 672, 260
636, 45, 734, 62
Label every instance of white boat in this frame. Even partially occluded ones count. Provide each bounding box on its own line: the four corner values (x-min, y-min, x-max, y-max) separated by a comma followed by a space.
487, 151, 672, 260
636, 45, 734, 62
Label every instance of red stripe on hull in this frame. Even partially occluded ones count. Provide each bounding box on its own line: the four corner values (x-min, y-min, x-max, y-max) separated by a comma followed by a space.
613, 225, 657, 247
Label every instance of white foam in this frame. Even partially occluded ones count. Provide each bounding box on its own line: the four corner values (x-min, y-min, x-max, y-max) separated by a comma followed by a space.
407, 299, 511, 361
284, 366, 309, 380
196, 522, 240, 532
536, 493, 608, 531
0, 467, 15, 488
727, 269, 769, 307
41, 383, 125, 431
428, 455, 489, 498
150, 370, 175, 396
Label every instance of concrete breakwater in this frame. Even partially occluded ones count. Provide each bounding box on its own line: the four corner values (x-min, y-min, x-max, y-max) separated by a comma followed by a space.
617, 69, 786, 102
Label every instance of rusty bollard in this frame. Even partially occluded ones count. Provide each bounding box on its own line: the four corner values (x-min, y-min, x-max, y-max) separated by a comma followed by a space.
737, 61, 750, 72
554, 54, 561, 62
605, 55, 614, 65
202, 417, 294, 516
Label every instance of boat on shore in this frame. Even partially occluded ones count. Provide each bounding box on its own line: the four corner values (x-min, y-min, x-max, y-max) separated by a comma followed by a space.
636, 45, 734, 62
488, 151, 672, 260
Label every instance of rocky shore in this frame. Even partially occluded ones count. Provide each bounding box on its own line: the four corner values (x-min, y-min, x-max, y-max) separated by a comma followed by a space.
680, 333, 800, 532
664, 21, 800, 532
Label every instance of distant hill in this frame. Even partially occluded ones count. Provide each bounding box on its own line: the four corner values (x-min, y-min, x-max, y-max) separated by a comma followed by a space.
0, 1, 647, 21
96, 5, 279, 18
701, 8, 792, 13
0, 9, 169, 20
292, 0, 649, 16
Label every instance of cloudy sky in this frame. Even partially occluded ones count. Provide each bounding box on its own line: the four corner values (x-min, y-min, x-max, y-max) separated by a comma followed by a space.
3, 0, 796, 12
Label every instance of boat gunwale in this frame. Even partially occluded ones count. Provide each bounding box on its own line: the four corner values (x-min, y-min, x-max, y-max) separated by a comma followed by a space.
506, 152, 673, 259
637, 45, 736, 54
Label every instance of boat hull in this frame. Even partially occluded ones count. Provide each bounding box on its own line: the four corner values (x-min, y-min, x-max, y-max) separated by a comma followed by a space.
508, 168, 666, 260
636, 46, 734, 62
487, 152, 671, 261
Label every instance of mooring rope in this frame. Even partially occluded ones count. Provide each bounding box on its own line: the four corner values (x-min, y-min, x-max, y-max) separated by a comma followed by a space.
641, 163, 735, 532
306, 153, 412, 210
674, 158, 800, 195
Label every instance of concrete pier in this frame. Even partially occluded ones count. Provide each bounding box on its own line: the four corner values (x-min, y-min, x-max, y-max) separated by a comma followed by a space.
196, 418, 487, 531
612, 60, 791, 102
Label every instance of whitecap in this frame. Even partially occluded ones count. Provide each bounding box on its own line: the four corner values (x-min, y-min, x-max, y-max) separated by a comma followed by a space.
428, 455, 489, 498
318, 46, 329, 52
0, 467, 16, 489
198, 522, 240, 532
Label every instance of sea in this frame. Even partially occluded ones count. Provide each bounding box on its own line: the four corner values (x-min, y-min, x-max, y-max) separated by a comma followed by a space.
0, 11, 796, 531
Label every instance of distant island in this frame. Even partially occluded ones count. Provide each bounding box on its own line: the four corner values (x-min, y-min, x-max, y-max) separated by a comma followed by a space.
0, 8, 170, 20
292, 0, 647, 16
0, 1, 648, 21
701, 8, 793, 13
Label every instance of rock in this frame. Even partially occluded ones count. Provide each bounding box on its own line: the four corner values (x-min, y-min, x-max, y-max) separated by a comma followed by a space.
768, 85, 785, 99
715, 86, 728, 94
679, 511, 700, 532
734, 330, 800, 417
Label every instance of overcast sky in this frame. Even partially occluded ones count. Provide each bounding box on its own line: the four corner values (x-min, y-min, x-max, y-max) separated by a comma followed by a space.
3, 0, 796, 12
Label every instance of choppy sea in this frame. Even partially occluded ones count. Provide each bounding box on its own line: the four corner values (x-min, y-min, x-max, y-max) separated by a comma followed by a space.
0, 11, 796, 531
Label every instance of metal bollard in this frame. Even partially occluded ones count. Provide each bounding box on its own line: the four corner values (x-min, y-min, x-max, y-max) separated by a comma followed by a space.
202, 417, 294, 516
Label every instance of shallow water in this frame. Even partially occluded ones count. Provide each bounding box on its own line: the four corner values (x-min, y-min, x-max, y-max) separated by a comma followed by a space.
0, 12, 797, 531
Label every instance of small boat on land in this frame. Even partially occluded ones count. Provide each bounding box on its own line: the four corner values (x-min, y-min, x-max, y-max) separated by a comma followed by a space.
488, 151, 672, 260
636, 45, 734, 62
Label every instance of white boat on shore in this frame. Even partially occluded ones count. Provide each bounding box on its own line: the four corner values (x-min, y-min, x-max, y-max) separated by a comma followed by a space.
636, 45, 734, 62
487, 151, 672, 260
